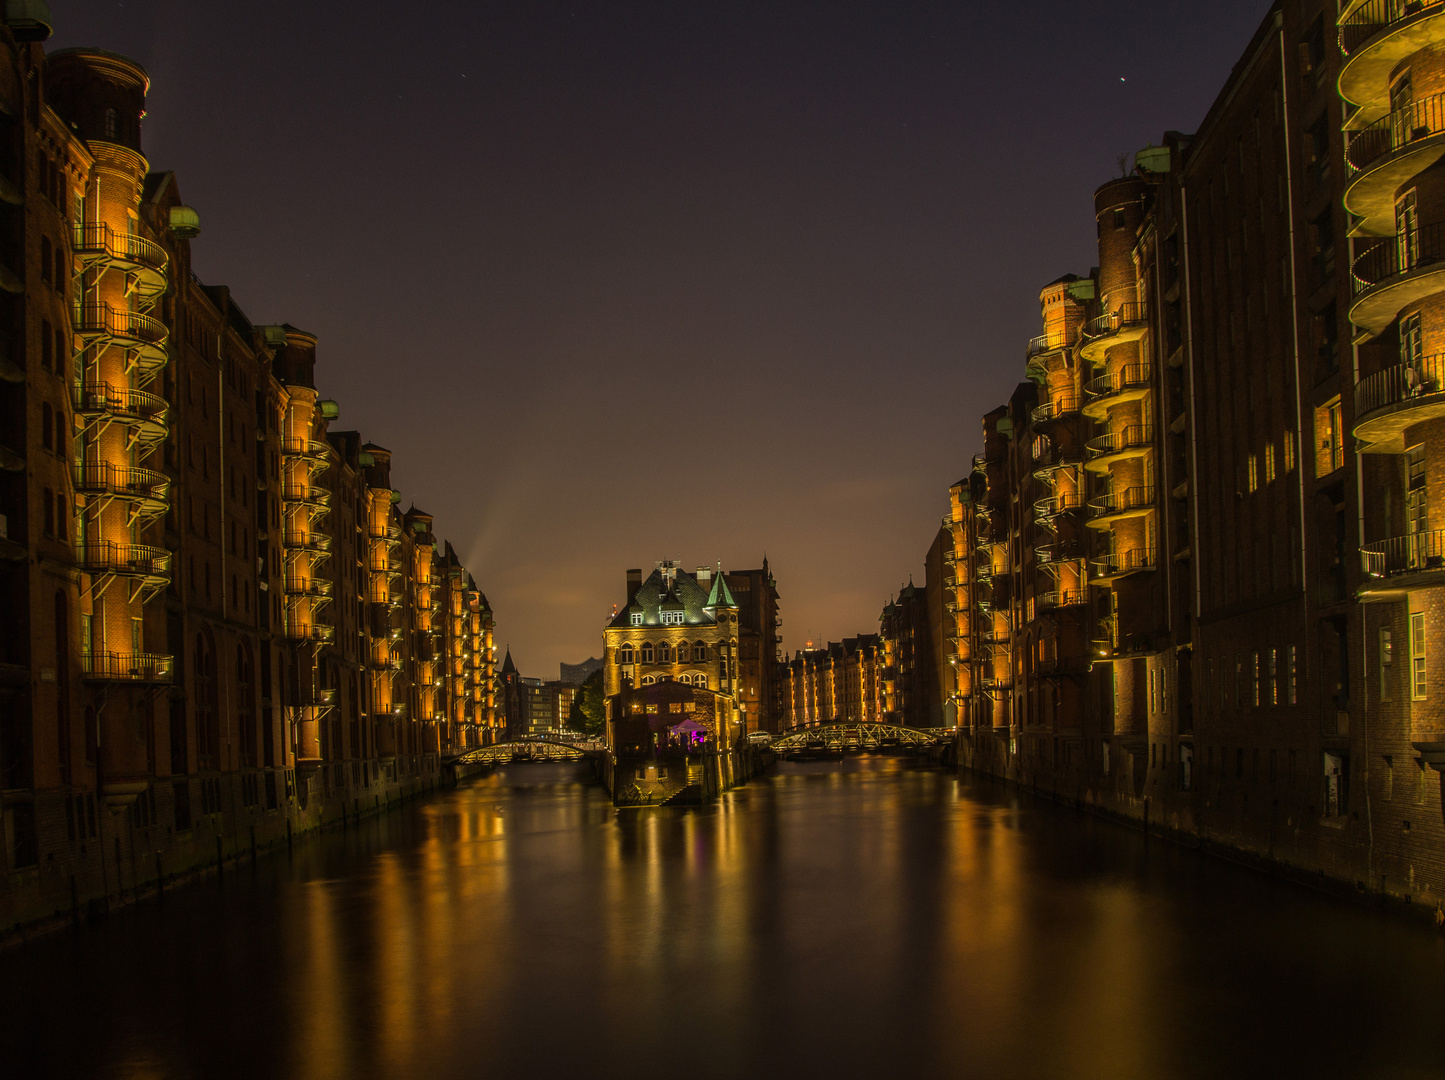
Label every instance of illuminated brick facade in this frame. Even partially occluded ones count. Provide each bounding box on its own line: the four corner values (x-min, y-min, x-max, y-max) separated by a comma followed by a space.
943, 0, 1445, 907
0, 22, 499, 934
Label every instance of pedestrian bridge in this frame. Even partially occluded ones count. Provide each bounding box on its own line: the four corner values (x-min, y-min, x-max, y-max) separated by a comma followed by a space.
448, 736, 608, 765
770, 722, 953, 756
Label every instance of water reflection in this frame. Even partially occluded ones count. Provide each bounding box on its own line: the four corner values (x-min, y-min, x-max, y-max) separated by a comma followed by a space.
5, 757, 1445, 1079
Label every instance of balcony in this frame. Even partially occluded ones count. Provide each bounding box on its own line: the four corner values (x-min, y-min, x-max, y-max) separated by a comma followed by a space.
1350, 223, 1445, 335
73, 462, 169, 521
1086, 484, 1156, 528
1078, 303, 1149, 364
72, 221, 168, 299
1084, 424, 1154, 473
81, 651, 173, 683
282, 482, 331, 512
73, 303, 168, 376
1024, 330, 1075, 377
1354, 352, 1445, 451
1033, 490, 1085, 521
1082, 363, 1152, 419
1345, 91, 1445, 237
283, 576, 334, 599
1338, 0, 1445, 121
283, 530, 333, 555
1030, 395, 1081, 426
73, 382, 169, 444
1359, 529, 1445, 596
1038, 589, 1087, 610
1090, 547, 1157, 584
77, 542, 170, 600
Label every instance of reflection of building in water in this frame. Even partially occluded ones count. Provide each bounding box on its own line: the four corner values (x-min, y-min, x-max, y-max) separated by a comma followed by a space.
607, 680, 735, 803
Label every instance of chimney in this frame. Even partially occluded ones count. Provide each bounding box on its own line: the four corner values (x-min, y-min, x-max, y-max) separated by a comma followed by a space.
696, 565, 712, 588
626, 568, 642, 598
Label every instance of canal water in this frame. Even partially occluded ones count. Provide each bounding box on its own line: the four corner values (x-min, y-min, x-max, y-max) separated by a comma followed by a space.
5, 756, 1445, 1079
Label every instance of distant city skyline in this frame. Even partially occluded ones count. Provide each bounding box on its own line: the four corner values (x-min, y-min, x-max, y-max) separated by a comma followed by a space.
53, 0, 1267, 671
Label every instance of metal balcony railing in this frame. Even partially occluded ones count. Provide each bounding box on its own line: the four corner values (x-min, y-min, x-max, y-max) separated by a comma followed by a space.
1352, 222, 1445, 294
1082, 302, 1148, 341
1091, 548, 1157, 578
1355, 353, 1445, 417
1088, 485, 1156, 516
1084, 363, 1152, 399
72, 221, 168, 276
281, 437, 330, 460
81, 651, 173, 682
1034, 491, 1085, 518
73, 382, 168, 426
283, 576, 333, 598
78, 541, 170, 577
1085, 424, 1154, 458
1026, 330, 1074, 358
72, 461, 169, 502
1038, 589, 1087, 609
73, 302, 166, 347
1361, 529, 1445, 577
1030, 396, 1081, 424
1339, 0, 1445, 58
1347, 91, 1445, 174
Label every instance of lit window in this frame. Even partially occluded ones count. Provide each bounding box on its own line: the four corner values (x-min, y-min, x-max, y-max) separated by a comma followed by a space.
1252, 652, 1260, 706
1264, 442, 1276, 484
1411, 612, 1427, 700
630, 612, 643, 627
1283, 431, 1296, 473
1268, 648, 1278, 705
1247, 453, 1258, 493
661, 610, 684, 626
1315, 398, 1345, 476
1287, 645, 1298, 705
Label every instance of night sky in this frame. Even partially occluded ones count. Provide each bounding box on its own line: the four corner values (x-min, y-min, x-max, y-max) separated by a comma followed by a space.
54, 1, 1266, 676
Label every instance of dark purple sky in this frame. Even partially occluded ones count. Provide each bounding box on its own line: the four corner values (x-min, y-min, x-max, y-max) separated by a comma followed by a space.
54, 0, 1267, 676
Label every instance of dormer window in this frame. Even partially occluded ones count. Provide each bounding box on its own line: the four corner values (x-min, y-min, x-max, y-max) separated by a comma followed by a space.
630, 612, 643, 627
661, 611, 684, 626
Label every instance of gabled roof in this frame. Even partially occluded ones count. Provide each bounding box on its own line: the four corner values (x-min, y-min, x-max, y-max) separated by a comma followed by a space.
606, 566, 718, 629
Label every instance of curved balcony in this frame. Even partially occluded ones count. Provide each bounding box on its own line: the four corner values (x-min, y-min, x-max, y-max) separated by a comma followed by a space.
73, 461, 169, 521
281, 437, 331, 471
283, 530, 334, 558
72, 382, 169, 445
1360, 528, 1445, 596
1024, 330, 1075, 377
1350, 222, 1445, 335
73, 303, 168, 376
284, 622, 336, 645
980, 675, 1013, 699
1030, 395, 1080, 426
1339, 1, 1445, 119
1031, 448, 1084, 484
1084, 424, 1154, 473
72, 222, 168, 300
1345, 92, 1445, 237
1079, 303, 1149, 364
283, 576, 334, 600
1090, 547, 1156, 584
1033, 490, 1085, 521
78, 541, 171, 592
81, 651, 173, 683
1034, 541, 1083, 567
1087, 485, 1156, 528
1082, 363, 1152, 419
282, 482, 331, 513
1038, 589, 1086, 610
1354, 353, 1445, 451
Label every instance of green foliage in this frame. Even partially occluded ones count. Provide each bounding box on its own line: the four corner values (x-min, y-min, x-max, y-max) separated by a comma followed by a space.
567, 668, 606, 736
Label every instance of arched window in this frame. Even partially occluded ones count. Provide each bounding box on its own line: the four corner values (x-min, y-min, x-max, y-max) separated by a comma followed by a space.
195, 630, 218, 770
619, 644, 634, 665
640, 642, 654, 664
695, 674, 707, 690
658, 641, 672, 664
677, 641, 690, 663
641, 675, 655, 685
694, 641, 708, 661
678, 673, 692, 685
237, 642, 256, 768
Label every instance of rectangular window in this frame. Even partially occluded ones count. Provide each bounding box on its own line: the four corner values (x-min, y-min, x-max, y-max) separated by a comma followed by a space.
1247, 453, 1259, 493
1268, 648, 1278, 705
1283, 430, 1296, 473
1411, 611, 1427, 700
1252, 652, 1261, 707
1381, 628, 1394, 702
1315, 398, 1345, 476
1264, 442, 1276, 484
1288, 644, 1298, 705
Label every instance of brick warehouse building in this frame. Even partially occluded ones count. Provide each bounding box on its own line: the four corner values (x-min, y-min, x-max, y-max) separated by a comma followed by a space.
0, 19, 499, 934
939, 0, 1445, 906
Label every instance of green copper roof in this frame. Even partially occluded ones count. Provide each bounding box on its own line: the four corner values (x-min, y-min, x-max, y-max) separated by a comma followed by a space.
705, 571, 736, 609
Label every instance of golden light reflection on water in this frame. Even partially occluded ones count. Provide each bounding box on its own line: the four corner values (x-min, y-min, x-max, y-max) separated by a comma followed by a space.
36, 756, 1442, 1080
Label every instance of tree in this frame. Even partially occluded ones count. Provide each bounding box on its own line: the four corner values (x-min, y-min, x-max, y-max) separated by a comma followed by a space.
567, 668, 605, 737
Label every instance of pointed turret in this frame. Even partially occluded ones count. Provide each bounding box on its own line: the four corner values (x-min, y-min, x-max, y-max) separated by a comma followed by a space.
705, 569, 736, 610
